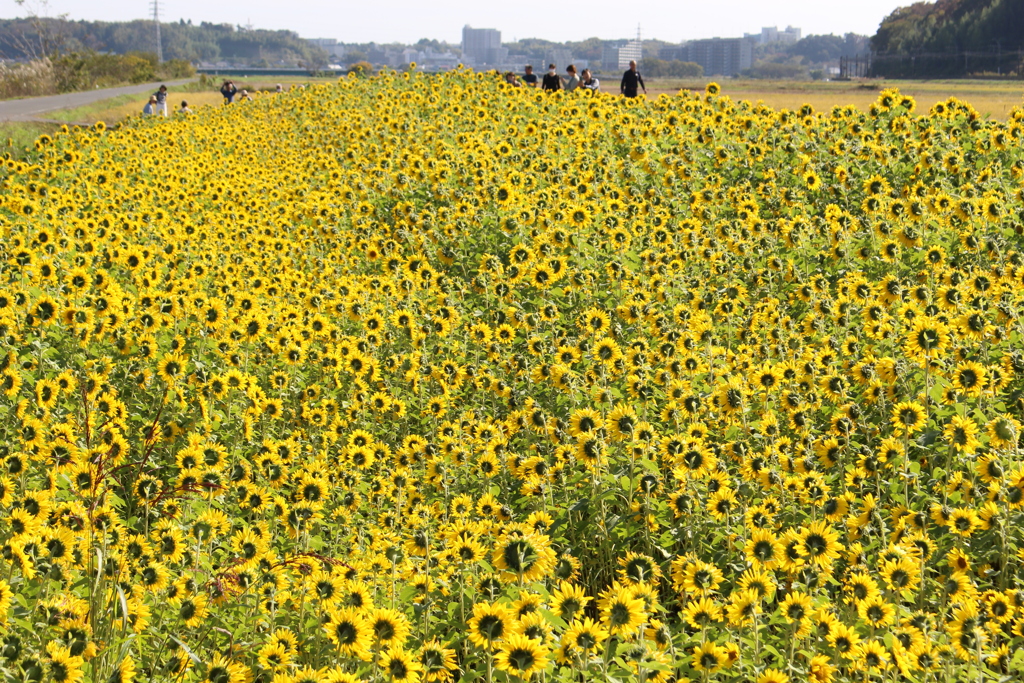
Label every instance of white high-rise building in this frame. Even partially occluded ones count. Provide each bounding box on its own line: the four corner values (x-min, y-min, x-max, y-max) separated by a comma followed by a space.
462, 26, 504, 64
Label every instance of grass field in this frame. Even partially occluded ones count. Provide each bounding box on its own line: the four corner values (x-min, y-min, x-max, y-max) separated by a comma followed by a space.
646, 78, 1024, 119
1, 77, 336, 157
45, 77, 335, 125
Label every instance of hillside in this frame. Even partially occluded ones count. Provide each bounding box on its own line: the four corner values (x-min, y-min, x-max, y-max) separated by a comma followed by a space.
872, 0, 1024, 75
0, 17, 329, 67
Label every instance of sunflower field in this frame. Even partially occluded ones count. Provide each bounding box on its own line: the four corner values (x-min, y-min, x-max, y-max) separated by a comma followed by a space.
1, 71, 1024, 683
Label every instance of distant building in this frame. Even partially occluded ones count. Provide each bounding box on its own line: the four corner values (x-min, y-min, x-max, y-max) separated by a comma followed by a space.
744, 26, 802, 45
658, 45, 688, 61
307, 38, 347, 58
545, 48, 573, 69
603, 40, 642, 70
778, 26, 802, 43
683, 37, 754, 76
462, 26, 505, 64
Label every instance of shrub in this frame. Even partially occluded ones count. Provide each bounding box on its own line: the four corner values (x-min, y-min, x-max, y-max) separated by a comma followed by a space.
52, 51, 158, 92
158, 58, 196, 79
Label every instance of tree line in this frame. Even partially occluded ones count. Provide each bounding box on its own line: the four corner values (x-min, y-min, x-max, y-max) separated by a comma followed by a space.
0, 17, 329, 67
871, 0, 1024, 77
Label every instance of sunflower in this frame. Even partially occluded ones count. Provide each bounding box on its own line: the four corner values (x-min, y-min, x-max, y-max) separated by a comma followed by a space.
367, 578, 412, 619
568, 408, 604, 437
756, 669, 790, 683
559, 617, 608, 659
44, 643, 85, 683
550, 581, 591, 622
325, 607, 372, 659
679, 560, 723, 596
202, 653, 247, 683
804, 171, 822, 191
494, 633, 549, 679
828, 622, 860, 656
891, 401, 926, 435
178, 593, 209, 628
157, 352, 186, 384
745, 529, 781, 567
879, 556, 920, 591
903, 317, 948, 363
858, 595, 895, 628
417, 640, 457, 682
799, 520, 842, 569
106, 655, 136, 683
987, 415, 1020, 450
493, 531, 556, 582
692, 641, 727, 673
599, 586, 646, 636
725, 588, 761, 626
780, 590, 812, 624
380, 648, 423, 683
467, 602, 513, 649
944, 415, 980, 454
851, 639, 890, 672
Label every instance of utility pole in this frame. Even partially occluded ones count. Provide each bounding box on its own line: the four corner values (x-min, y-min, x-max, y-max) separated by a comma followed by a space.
149, 0, 163, 63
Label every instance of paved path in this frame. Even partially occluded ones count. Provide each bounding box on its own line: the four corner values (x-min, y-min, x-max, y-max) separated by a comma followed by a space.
0, 78, 194, 122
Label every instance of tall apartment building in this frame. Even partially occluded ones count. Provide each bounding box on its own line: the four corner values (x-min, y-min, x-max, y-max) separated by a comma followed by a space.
461, 26, 506, 65
683, 37, 754, 76
603, 40, 643, 70
744, 26, 802, 45
545, 49, 574, 68
307, 38, 347, 59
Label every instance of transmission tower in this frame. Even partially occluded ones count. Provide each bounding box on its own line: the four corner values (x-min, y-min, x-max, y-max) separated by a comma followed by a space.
150, 1, 163, 63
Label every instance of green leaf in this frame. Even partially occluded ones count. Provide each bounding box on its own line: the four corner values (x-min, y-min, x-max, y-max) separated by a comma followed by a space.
170, 636, 201, 665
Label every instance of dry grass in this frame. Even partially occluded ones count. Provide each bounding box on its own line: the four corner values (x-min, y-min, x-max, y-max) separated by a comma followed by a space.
646, 78, 1024, 119
53, 90, 227, 125
0, 59, 56, 99
46, 76, 1024, 125
47, 78, 332, 125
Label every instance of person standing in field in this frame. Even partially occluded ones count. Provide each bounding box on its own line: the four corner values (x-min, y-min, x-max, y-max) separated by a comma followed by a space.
620, 60, 646, 98
542, 64, 562, 92
563, 64, 580, 92
178, 100, 192, 114
143, 96, 157, 116
582, 68, 600, 92
522, 65, 538, 87
220, 80, 237, 103
153, 84, 168, 116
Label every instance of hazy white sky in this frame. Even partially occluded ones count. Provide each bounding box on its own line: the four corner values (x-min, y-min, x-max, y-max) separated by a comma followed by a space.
4, 1, 909, 44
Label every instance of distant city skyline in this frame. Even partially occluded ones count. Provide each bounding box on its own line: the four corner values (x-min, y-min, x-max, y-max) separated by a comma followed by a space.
3, 0, 908, 44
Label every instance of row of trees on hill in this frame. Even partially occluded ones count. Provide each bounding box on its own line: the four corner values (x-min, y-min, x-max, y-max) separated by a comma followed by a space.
742, 33, 870, 80
0, 17, 329, 67
871, 0, 1024, 76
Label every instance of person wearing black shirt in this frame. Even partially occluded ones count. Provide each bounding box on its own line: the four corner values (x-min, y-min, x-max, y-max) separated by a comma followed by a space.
542, 63, 562, 92
620, 60, 646, 98
522, 65, 539, 87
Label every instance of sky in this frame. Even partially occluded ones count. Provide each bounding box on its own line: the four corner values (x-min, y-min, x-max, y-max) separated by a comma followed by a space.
3, 0, 910, 44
